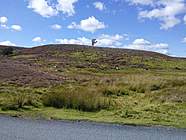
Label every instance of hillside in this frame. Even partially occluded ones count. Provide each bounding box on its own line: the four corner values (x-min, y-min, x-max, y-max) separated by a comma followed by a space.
0, 44, 186, 128
0, 44, 185, 87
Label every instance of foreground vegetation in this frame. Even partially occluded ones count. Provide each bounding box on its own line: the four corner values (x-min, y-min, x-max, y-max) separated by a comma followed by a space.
0, 70, 186, 128
0, 45, 186, 128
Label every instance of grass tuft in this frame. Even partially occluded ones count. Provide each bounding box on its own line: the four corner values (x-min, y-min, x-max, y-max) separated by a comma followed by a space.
43, 86, 111, 112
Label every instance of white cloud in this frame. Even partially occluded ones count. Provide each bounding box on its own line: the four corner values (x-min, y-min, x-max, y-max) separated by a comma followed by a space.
0, 24, 9, 29
182, 37, 186, 43
127, 0, 154, 5
0, 17, 8, 29
56, 0, 78, 16
32, 37, 46, 42
0, 17, 8, 24
184, 15, 186, 24
11, 25, 22, 31
93, 2, 106, 11
27, 0, 78, 17
55, 34, 127, 47
56, 37, 90, 45
28, 0, 58, 18
0, 17, 22, 31
0, 40, 16, 46
97, 34, 125, 47
125, 38, 169, 54
51, 24, 62, 30
127, 0, 186, 30
68, 16, 106, 33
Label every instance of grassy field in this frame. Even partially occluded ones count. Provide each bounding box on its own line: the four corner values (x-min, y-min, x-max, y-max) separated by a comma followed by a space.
0, 45, 186, 128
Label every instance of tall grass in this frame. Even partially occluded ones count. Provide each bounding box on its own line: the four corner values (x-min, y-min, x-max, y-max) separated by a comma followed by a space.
121, 75, 186, 93
0, 87, 42, 111
43, 86, 111, 112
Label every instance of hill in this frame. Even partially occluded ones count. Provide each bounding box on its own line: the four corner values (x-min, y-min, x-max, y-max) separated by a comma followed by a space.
0, 44, 185, 86
0, 44, 186, 128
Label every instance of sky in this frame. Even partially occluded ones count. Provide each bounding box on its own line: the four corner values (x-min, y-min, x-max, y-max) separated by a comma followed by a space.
0, 0, 186, 57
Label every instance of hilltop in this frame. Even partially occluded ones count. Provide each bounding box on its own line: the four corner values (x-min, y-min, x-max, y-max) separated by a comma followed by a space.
0, 44, 186, 128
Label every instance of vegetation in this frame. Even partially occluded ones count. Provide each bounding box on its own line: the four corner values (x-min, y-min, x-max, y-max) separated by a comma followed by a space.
0, 47, 14, 56
0, 44, 186, 128
43, 86, 111, 112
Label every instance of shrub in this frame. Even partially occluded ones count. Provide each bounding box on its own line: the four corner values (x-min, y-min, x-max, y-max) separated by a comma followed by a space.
43, 87, 111, 112
1, 47, 14, 56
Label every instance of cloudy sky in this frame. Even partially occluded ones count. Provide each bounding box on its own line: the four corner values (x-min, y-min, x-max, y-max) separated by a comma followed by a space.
0, 0, 186, 56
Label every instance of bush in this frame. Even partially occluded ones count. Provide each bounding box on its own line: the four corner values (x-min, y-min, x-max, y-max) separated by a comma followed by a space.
43, 87, 111, 112
1, 47, 14, 56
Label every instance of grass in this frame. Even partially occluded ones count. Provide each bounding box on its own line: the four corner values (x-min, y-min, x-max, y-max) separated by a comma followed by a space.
70, 51, 100, 62
43, 86, 111, 112
0, 70, 186, 128
0, 105, 185, 128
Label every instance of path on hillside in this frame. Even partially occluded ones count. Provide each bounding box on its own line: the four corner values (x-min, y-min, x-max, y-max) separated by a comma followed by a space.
0, 116, 186, 140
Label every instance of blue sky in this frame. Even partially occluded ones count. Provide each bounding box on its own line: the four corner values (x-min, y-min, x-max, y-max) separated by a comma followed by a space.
0, 0, 186, 56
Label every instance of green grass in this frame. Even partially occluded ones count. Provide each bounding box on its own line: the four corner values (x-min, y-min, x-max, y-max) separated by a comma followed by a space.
0, 105, 185, 128
43, 86, 111, 111
0, 70, 186, 128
